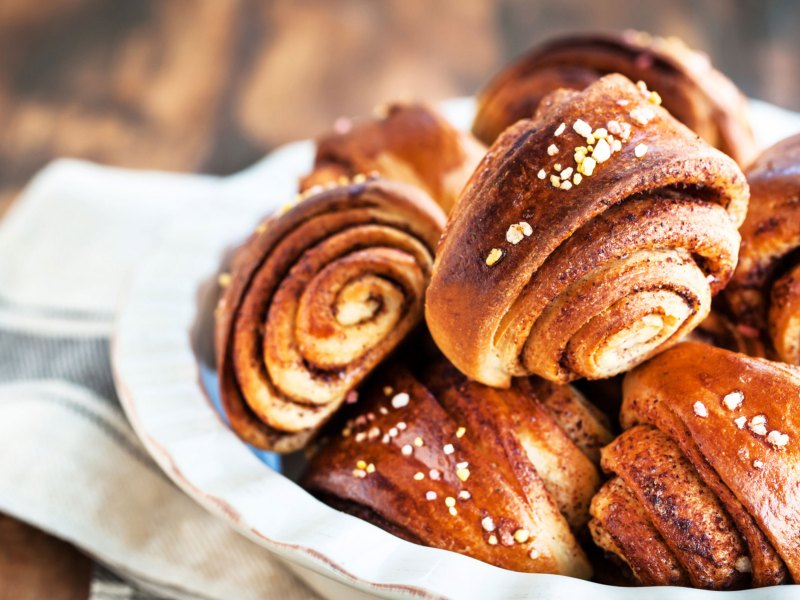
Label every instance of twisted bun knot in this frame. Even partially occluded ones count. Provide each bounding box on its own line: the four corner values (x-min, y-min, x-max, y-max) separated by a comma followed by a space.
590, 342, 800, 588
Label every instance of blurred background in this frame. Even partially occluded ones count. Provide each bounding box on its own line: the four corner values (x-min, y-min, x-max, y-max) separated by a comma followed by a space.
1, 0, 799, 217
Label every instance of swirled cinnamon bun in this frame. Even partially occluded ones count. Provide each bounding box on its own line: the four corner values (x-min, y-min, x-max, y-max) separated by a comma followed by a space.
215, 179, 445, 452
300, 103, 485, 213
303, 358, 612, 576
426, 74, 748, 386
723, 134, 800, 364
689, 310, 769, 358
473, 31, 755, 165
589, 342, 799, 588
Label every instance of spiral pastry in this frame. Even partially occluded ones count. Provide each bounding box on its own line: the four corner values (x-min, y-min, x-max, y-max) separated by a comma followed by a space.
723, 134, 800, 364
215, 179, 445, 452
303, 358, 612, 576
426, 74, 748, 387
473, 30, 755, 165
590, 342, 799, 588
300, 102, 485, 213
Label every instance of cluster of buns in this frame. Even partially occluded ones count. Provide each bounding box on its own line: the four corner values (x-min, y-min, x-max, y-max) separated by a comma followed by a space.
214, 30, 800, 589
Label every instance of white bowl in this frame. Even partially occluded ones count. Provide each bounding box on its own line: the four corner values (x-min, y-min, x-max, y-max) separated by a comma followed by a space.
112, 98, 800, 599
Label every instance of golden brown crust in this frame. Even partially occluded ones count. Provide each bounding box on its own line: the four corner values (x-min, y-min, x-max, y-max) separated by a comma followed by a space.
426, 74, 748, 386
590, 477, 690, 586
591, 342, 800, 588
473, 30, 755, 165
300, 103, 485, 213
723, 134, 800, 364
601, 426, 748, 589
303, 361, 611, 577
214, 180, 445, 452
520, 378, 613, 464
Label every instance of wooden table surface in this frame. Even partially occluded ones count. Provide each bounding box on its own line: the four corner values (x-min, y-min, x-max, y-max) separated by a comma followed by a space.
0, 514, 91, 600
2, 0, 799, 597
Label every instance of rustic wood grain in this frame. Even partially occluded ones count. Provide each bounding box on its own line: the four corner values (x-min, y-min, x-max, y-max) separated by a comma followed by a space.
2, 0, 797, 216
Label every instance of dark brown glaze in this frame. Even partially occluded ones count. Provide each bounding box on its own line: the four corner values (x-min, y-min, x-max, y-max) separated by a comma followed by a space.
214, 180, 445, 452
426, 74, 749, 387
303, 360, 613, 576
300, 103, 486, 213
472, 30, 755, 165
590, 342, 800, 589
723, 134, 800, 364
688, 309, 770, 358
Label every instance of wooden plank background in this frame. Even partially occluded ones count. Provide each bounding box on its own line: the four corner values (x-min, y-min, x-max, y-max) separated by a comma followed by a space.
1, 0, 799, 596
2, 0, 799, 217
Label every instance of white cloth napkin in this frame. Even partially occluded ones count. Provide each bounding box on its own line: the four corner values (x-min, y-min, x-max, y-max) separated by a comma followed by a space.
0, 158, 318, 600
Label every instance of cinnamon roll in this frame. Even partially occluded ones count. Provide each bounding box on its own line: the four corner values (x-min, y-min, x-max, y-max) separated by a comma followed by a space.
426, 74, 748, 387
303, 358, 612, 576
723, 134, 800, 364
300, 103, 485, 213
215, 179, 445, 452
473, 31, 755, 165
590, 342, 799, 588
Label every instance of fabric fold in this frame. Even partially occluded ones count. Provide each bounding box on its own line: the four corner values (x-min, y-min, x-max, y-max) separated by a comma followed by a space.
0, 159, 315, 600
